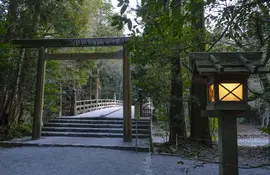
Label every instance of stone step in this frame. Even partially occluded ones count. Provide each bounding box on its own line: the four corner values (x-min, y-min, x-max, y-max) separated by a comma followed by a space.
41, 131, 149, 138
44, 123, 150, 129
42, 127, 150, 134
49, 119, 150, 125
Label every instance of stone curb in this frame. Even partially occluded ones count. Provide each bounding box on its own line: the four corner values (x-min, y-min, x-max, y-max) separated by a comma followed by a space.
0, 142, 150, 152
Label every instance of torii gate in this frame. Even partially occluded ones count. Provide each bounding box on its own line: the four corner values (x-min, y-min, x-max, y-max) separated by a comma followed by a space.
12, 37, 133, 142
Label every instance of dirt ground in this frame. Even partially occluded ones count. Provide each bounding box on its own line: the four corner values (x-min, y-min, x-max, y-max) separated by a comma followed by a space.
237, 123, 268, 137
154, 140, 269, 167
152, 121, 268, 138
152, 122, 270, 168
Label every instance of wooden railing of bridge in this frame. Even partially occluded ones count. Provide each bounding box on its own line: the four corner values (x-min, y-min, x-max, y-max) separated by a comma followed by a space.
142, 108, 152, 117
72, 99, 123, 115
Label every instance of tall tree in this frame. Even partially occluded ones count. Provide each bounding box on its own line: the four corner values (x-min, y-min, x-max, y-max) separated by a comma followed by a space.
189, 0, 211, 146
168, 0, 187, 141
113, 0, 194, 142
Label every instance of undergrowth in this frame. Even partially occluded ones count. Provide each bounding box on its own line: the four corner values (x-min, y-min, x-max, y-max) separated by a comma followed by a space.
260, 126, 270, 134
0, 124, 31, 141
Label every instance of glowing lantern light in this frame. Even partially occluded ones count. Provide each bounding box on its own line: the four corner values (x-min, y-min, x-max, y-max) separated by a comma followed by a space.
218, 83, 243, 101
206, 74, 249, 111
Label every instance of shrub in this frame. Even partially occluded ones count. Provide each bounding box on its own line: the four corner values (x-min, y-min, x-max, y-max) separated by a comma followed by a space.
0, 126, 8, 141
209, 118, 218, 141
5, 124, 32, 140
260, 126, 270, 134
156, 106, 168, 121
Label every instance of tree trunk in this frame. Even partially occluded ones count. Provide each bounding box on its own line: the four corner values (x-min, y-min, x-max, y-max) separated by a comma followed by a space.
169, 55, 186, 143
190, 74, 211, 146
8, 49, 25, 124
189, 0, 211, 147
0, 0, 18, 125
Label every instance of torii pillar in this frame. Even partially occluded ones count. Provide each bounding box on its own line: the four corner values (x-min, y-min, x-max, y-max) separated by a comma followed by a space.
123, 44, 132, 141
32, 47, 46, 140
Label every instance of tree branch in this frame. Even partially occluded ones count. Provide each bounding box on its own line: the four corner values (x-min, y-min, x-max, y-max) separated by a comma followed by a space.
207, 13, 238, 51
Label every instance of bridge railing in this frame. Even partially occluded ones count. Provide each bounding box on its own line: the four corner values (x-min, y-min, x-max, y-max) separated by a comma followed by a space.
142, 108, 152, 117
73, 99, 123, 115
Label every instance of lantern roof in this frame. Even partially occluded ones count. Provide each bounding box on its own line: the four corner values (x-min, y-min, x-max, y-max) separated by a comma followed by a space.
189, 52, 270, 75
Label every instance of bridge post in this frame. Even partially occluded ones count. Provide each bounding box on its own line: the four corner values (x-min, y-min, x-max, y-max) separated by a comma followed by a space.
32, 47, 46, 140
123, 44, 132, 142
83, 100, 85, 113
138, 89, 143, 117
71, 89, 77, 116
114, 93, 116, 106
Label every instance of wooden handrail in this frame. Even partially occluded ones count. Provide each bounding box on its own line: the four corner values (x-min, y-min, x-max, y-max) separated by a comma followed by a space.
73, 99, 123, 115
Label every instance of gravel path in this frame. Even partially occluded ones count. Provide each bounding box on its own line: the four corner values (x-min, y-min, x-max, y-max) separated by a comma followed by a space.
0, 147, 269, 175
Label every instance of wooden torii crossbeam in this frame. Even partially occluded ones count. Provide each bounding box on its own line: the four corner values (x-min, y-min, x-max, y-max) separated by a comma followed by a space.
12, 37, 132, 142
12, 37, 130, 48
46, 51, 123, 60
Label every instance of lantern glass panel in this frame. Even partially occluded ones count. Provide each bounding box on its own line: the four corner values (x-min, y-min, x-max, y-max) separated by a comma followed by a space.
219, 83, 243, 101
208, 84, 215, 102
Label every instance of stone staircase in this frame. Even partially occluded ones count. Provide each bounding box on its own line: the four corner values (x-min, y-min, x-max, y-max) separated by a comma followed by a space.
42, 117, 151, 139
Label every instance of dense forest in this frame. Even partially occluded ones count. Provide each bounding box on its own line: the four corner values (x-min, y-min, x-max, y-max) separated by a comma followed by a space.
112, 0, 270, 144
0, 0, 270, 143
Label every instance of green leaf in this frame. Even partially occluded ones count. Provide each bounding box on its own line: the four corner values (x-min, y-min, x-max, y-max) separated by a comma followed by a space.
117, 22, 124, 30
117, 2, 123, 7
121, 4, 128, 15
111, 21, 118, 26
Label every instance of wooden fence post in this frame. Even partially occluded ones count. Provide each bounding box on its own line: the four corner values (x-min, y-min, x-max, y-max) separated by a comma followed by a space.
32, 47, 46, 140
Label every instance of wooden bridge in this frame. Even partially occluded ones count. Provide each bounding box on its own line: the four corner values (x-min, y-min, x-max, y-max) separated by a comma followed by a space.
74, 99, 123, 115
69, 95, 152, 118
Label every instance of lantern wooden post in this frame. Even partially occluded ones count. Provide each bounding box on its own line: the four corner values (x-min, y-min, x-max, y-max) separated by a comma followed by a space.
32, 47, 46, 140
218, 114, 238, 175
123, 44, 132, 141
